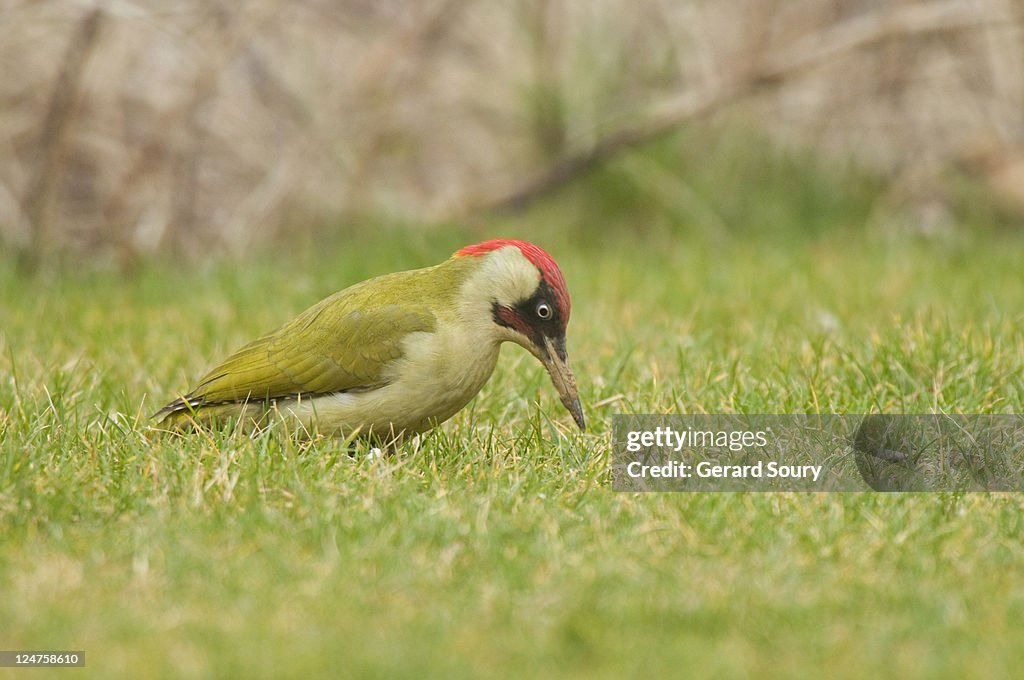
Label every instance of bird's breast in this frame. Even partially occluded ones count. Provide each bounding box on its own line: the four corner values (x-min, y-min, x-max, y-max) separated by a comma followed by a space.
391, 324, 503, 421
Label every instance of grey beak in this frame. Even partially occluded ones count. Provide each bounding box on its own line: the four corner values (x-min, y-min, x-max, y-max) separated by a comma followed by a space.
540, 335, 586, 432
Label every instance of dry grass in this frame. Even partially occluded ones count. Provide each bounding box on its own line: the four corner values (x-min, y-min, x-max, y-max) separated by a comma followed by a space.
1, 0, 1023, 263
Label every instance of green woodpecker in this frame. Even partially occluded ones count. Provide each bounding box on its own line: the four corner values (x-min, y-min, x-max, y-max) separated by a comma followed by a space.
155, 239, 585, 439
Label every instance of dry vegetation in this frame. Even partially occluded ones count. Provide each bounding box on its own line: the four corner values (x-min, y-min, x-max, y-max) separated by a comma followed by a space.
2, 0, 1023, 264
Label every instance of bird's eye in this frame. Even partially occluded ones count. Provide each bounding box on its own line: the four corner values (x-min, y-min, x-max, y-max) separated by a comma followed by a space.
536, 302, 552, 320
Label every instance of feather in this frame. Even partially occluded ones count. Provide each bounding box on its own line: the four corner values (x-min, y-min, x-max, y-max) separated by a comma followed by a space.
154, 266, 450, 420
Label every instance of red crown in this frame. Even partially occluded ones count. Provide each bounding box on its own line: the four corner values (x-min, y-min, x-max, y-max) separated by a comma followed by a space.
456, 239, 571, 326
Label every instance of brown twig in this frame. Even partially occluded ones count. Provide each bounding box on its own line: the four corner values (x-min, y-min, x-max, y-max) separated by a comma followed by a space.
482, 0, 1016, 215
20, 8, 104, 270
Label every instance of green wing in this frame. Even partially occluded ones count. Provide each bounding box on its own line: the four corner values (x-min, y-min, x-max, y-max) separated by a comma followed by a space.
155, 257, 480, 422
194, 303, 434, 401
161, 277, 437, 416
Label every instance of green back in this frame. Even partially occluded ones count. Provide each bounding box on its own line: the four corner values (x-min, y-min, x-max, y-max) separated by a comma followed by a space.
186, 256, 479, 404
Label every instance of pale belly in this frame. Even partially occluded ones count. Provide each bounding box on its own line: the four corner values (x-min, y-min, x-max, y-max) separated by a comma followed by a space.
278, 330, 503, 438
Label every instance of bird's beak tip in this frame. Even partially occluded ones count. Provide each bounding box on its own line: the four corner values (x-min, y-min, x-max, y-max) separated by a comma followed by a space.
540, 335, 585, 433
569, 397, 586, 432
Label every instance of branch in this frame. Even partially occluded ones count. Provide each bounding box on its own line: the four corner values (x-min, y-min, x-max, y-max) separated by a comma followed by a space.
482, 0, 1015, 215
20, 8, 105, 268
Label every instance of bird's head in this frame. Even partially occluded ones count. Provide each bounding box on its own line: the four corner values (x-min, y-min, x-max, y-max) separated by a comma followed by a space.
455, 239, 585, 431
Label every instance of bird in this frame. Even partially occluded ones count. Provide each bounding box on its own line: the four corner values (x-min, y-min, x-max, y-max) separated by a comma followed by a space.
154, 239, 585, 441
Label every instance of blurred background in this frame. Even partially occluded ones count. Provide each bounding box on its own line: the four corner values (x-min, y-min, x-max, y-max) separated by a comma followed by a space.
2, 0, 1023, 269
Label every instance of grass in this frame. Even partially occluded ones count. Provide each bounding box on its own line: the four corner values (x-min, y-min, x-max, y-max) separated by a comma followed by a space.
2, 218, 1023, 678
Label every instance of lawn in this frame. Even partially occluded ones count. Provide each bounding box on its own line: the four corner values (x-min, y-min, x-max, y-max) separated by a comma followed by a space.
1, 222, 1023, 678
